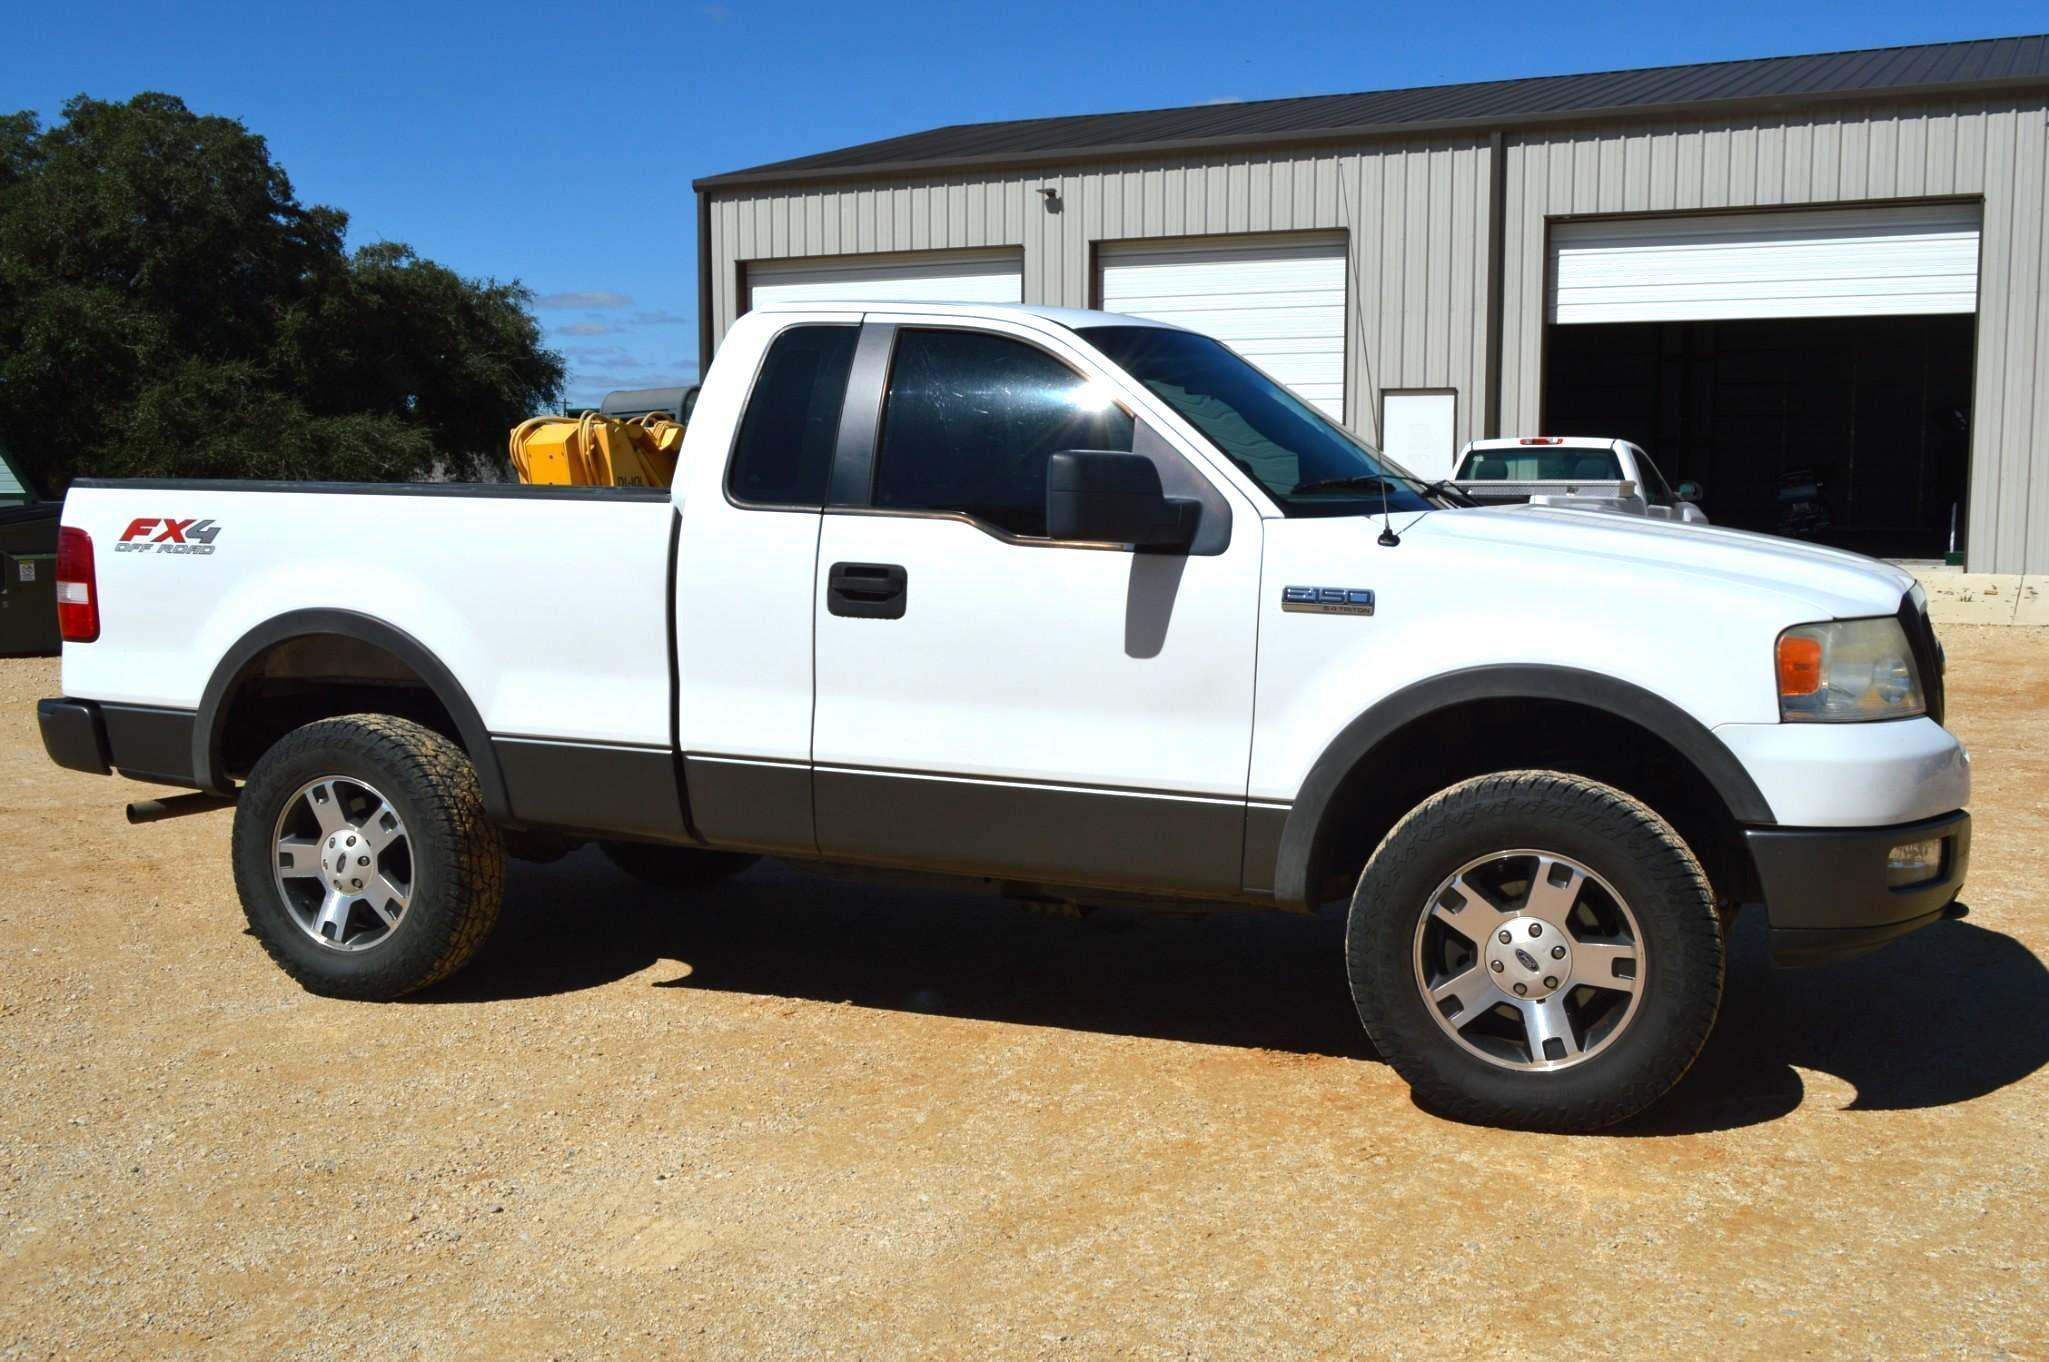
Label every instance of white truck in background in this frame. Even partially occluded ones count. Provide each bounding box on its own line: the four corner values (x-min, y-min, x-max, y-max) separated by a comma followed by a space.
39, 302, 1968, 1132
1454, 436, 1711, 524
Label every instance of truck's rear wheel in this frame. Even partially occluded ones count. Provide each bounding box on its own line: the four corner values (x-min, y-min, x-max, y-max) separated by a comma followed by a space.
600, 841, 758, 889
1346, 771, 1723, 1132
231, 715, 504, 1000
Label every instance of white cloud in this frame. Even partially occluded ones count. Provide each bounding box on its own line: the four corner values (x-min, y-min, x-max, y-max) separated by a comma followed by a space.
697, 2, 729, 20
535, 290, 635, 309
1199, 95, 1248, 106
565, 369, 700, 403
564, 345, 642, 367
554, 321, 620, 337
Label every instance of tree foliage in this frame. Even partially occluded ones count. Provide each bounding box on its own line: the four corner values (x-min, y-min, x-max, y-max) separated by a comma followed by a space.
0, 93, 563, 491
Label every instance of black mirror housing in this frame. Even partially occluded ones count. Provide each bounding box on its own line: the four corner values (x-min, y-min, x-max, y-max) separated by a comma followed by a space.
1676, 480, 1704, 503
1046, 450, 1198, 551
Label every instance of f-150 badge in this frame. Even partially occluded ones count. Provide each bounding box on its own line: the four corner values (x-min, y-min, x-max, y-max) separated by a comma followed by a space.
1282, 586, 1375, 616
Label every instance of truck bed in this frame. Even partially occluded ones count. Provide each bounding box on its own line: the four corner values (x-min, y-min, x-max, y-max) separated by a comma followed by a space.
58, 478, 680, 752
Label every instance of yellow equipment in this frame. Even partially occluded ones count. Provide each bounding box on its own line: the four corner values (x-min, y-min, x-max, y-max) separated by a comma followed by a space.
508, 412, 684, 488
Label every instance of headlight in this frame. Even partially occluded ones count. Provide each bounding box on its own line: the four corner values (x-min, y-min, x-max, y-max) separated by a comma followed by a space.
1777, 618, 1926, 722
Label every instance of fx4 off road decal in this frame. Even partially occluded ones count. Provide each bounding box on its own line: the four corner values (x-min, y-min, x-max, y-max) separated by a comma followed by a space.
115, 518, 222, 556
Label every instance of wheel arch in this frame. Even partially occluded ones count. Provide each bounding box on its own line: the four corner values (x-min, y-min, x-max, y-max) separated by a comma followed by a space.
193, 609, 510, 818
1272, 665, 1775, 909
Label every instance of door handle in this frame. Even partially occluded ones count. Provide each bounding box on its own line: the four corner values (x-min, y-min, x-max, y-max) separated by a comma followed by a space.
827, 561, 908, 619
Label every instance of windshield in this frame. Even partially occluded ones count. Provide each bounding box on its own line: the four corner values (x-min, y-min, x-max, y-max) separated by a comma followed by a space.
1077, 325, 1438, 517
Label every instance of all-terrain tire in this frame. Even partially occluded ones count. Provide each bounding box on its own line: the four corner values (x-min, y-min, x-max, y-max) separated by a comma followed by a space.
231, 714, 505, 1000
1346, 770, 1723, 1132
600, 841, 758, 890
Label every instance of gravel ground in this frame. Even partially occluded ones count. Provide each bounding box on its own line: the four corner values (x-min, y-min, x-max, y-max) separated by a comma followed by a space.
2, 630, 2045, 1360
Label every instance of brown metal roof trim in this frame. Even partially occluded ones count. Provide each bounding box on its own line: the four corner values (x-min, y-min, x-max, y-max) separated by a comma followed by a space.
697, 35, 2049, 192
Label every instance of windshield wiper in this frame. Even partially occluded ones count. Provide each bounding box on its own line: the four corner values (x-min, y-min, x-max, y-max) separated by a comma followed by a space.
1292, 472, 1477, 508
1292, 474, 1402, 495
1415, 478, 1478, 507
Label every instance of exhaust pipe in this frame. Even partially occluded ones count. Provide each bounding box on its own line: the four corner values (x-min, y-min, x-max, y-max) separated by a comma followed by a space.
126, 791, 236, 824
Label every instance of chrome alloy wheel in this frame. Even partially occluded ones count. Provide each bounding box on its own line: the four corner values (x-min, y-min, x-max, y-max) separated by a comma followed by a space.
270, 776, 414, 952
1412, 849, 1644, 1071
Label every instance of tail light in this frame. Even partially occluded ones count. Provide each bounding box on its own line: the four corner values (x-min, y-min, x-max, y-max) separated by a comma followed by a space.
1519, 437, 1565, 445
55, 527, 99, 643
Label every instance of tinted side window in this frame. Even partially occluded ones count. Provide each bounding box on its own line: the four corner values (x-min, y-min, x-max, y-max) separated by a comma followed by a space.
1634, 451, 1675, 507
727, 325, 859, 507
874, 329, 1134, 537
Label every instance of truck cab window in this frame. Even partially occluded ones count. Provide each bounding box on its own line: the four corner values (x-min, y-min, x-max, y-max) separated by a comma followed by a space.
874, 329, 1134, 537
1633, 450, 1676, 507
727, 325, 859, 508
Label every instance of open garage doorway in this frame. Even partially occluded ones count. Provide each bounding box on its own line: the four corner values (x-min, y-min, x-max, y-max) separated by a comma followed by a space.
1542, 316, 1973, 559
1544, 203, 1981, 560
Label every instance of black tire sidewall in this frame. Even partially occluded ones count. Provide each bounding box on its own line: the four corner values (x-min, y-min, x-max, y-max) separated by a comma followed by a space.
231, 719, 482, 998
1347, 775, 1723, 1129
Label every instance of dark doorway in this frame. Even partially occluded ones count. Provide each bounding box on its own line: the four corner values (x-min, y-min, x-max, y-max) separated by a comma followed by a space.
1542, 315, 1973, 559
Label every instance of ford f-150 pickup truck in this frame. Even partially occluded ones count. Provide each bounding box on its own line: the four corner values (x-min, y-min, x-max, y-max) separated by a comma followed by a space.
38, 302, 1970, 1131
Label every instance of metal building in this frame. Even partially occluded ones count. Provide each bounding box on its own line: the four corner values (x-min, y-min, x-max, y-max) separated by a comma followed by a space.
695, 36, 2049, 570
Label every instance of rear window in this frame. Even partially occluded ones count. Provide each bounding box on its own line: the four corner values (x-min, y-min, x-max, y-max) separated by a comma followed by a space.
727, 325, 859, 507
1461, 449, 1623, 482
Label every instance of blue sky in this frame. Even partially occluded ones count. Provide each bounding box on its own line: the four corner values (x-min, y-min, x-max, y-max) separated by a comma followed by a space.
6, 0, 2042, 407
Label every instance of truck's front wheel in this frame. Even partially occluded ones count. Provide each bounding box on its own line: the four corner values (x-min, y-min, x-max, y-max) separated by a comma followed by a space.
1347, 771, 1724, 1132
231, 715, 505, 1000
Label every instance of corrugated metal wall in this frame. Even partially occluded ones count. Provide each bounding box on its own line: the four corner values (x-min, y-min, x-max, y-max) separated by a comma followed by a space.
707, 140, 1495, 444
1502, 98, 2049, 573
706, 96, 2049, 569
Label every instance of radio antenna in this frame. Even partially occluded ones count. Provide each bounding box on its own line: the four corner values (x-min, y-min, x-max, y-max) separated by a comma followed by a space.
1340, 157, 1398, 549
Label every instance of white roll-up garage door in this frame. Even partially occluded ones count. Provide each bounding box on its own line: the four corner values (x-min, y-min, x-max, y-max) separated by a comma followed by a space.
1549, 203, 1981, 325
1099, 236, 1347, 418
745, 250, 1023, 309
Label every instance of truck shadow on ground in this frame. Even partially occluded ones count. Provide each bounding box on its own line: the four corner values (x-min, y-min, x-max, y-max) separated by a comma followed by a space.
428, 851, 2049, 1136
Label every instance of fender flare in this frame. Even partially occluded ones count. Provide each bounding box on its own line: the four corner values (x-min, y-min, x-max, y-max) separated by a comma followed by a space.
1271, 664, 1776, 907
192, 609, 510, 817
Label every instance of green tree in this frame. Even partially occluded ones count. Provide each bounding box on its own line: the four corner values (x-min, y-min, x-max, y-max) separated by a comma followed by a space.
0, 93, 563, 492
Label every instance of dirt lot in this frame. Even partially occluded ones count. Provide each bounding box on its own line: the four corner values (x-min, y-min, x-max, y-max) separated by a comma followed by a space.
2, 632, 2046, 1361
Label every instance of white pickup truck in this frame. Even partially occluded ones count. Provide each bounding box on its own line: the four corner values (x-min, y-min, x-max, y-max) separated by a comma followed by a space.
39, 302, 1969, 1131
1453, 436, 1711, 524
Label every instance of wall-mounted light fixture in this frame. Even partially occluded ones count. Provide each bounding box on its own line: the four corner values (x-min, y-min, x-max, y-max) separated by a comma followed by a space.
1038, 185, 1062, 213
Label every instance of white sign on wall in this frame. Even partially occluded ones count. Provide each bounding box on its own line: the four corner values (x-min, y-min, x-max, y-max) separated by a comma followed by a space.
1381, 391, 1458, 482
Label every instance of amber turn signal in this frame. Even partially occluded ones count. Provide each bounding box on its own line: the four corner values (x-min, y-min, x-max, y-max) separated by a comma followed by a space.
1777, 634, 1823, 696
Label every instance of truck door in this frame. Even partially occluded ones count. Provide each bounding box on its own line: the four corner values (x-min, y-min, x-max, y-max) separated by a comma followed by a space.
673, 317, 860, 855
809, 317, 1263, 897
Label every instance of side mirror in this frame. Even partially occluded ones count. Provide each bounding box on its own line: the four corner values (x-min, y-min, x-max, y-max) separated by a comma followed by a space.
1676, 481, 1704, 503
1046, 450, 1198, 551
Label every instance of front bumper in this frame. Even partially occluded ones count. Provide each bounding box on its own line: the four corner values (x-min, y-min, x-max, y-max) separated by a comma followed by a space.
1748, 810, 1970, 965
